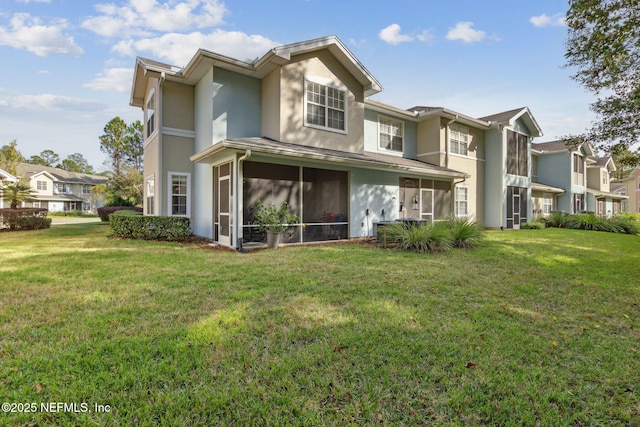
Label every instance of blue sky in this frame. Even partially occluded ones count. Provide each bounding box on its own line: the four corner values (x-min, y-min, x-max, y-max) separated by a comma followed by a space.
0, 0, 592, 171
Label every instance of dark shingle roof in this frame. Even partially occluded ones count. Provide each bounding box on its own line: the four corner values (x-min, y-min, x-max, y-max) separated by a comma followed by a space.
590, 157, 610, 168
532, 140, 570, 152
16, 163, 108, 185
478, 107, 527, 123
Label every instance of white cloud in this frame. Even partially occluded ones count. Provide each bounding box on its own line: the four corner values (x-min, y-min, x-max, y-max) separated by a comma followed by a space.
0, 94, 106, 112
379, 24, 414, 45
84, 68, 134, 93
530, 13, 566, 28
81, 0, 228, 38
446, 21, 488, 43
0, 13, 83, 56
113, 29, 279, 66
416, 29, 436, 45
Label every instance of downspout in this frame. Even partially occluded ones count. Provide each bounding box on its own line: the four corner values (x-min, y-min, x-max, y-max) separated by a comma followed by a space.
444, 115, 459, 169
236, 149, 252, 251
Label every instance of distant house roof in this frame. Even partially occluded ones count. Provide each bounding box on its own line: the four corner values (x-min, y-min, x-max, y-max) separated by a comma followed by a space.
16, 163, 108, 185
191, 137, 469, 179
0, 168, 17, 182
610, 183, 626, 194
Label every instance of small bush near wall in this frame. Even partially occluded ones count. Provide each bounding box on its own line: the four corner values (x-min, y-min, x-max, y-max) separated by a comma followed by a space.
109, 213, 192, 241
0, 208, 50, 231
98, 206, 143, 222
542, 212, 639, 235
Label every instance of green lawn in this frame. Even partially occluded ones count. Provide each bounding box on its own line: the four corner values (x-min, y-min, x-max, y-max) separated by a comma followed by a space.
0, 224, 638, 426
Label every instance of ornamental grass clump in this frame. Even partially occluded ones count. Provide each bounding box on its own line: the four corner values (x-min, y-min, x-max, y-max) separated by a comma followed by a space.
382, 218, 484, 253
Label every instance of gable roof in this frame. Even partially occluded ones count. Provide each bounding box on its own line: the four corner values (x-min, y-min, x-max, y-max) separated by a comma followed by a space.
532, 139, 596, 157
16, 163, 108, 185
478, 107, 543, 138
589, 156, 616, 171
0, 168, 17, 182
131, 35, 383, 107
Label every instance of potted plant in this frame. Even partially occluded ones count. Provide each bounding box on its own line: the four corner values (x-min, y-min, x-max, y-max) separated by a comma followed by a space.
253, 200, 300, 248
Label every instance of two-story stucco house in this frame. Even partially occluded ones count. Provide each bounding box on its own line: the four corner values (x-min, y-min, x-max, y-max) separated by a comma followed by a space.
15, 163, 108, 214
0, 168, 18, 207
532, 140, 596, 214
586, 157, 626, 217
620, 167, 640, 214
130, 36, 544, 248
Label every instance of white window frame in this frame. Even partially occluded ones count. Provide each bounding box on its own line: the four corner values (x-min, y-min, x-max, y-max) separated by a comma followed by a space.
83, 184, 91, 194
455, 186, 469, 217
303, 78, 347, 134
145, 89, 157, 139
543, 193, 553, 215
167, 172, 190, 217
449, 124, 469, 156
37, 180, 47, 191
378, 115, 404, 153
602, 170, 608, 185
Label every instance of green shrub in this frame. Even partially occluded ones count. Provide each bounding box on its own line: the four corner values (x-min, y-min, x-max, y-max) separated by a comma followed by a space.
543, 211, 570, 228
521, 221, 545, 229
110, 209, 143, 217
109, 215, 191, 241
383, 221, 453, 253
48, 210, 85, 217
98, 206, 143, 222
445, 217, 485, 247
608, 216, 640, 235
566, 213, 604, 231
0, 208, 49, 231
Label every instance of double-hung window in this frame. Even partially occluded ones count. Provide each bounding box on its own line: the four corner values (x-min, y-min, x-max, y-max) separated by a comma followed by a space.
305, 80, 346, 132
543, 194, 553, 215
37, 180, 47, 191
379, 117, 403, 152
455, 186, 469, 217
450, 125, 469, 156
602, 170, 608, 185
169, 173, 189, 216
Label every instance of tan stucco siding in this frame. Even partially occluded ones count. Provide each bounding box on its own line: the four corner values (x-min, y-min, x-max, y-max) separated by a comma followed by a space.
162, 81, 194, 131
416, 117, 443, 164
261, 68, 281, 141
449, 156, 485, 224
278, 50, 365, 153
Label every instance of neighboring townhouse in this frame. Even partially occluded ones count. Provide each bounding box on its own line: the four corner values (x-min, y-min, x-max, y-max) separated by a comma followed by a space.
532, 140, 595, 214
0, 167, 18, 208
620, 167, 640, 214
130, 35, 544, 248
15, 163, 108, 214
586, 157, 626, 217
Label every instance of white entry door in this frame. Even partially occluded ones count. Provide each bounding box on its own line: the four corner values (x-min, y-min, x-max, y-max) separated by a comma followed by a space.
216, 162, 233, 246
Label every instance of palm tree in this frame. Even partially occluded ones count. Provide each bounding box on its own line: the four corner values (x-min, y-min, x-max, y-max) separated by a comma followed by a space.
1, 179, 35, 209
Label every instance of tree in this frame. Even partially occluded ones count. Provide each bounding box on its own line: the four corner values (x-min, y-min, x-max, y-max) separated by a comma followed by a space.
565, 0, 640, 153
0, 140, 25, 176
58, 153, 95, 174
0, 180, 34, 209
29, 149, 60, 167
99, 117, 143, 206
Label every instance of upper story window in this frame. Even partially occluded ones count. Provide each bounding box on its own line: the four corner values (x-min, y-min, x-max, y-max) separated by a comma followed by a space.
55, 183, 69, 194
146, 90, 156, 138
36, 180, 47, 191
379, 116, 403, 152
573, 153, 585, 185
83, 184, 91, 194
449, 125, 469, 156
507, 130, 528, 177
602, 170, 608, 185
305, 80, 346, 132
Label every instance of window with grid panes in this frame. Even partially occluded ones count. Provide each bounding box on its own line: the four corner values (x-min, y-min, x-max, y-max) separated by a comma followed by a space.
305, 80, 345, 131
379, 117, 403, 152
455, 186, 468, 217
170, 174, 188, 216
450, 125, 469, 156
